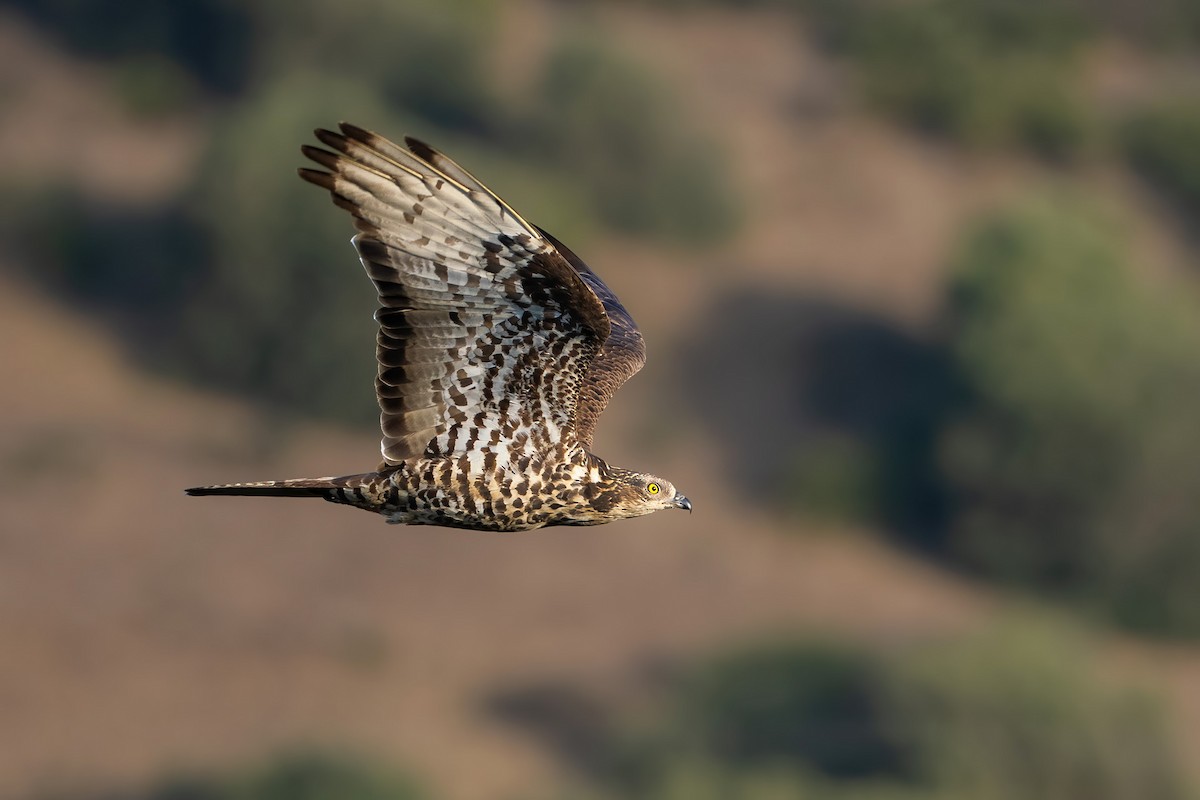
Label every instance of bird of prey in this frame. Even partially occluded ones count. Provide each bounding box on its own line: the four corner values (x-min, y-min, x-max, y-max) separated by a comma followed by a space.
186, 124, 691, 531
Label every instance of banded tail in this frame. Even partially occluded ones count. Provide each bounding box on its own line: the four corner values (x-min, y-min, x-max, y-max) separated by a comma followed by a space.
185, 477, 341, 498
185, 473, 386, 508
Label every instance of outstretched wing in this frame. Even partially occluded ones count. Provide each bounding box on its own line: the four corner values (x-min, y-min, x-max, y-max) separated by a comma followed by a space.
299, 124, 631, 464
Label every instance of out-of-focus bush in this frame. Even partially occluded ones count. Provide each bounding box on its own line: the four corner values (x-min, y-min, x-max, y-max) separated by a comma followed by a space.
7, 0, 257, 94
786, 434, 883, 523
6, 190, 178, 306
612, 0, 1097, 159
677, 294, 958, 533
260, 0, 499, 135
1070, 0, 1200, 48
211, 753, 426, 800
2, 187, 207, 340
891, 622, 1188, 800
794, 316, 961, 534
1124, 99, 1200, 219
845, 0, 1094, 159
666, 642, 908, 780
596, 622, 1190, 800
531, 39, 740, 245
940, 195, 1200, 635
171, 73, 393, 424
112, 56, 202, 119
38, 752, 428, 800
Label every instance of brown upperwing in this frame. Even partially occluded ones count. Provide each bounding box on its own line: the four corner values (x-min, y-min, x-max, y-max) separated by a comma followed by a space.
537, 227, 646, 449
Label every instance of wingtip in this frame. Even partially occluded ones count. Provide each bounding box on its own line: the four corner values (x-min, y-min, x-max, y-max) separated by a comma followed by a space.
313, 128, 348, 152
297, 166, 335, 190
301, 143, 340, 169
404, 135, 437, 162
339, 121, 373, 142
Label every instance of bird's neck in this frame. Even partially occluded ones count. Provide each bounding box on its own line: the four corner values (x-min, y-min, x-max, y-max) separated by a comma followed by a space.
545, 457, 630, 526
584, 452, 627, 486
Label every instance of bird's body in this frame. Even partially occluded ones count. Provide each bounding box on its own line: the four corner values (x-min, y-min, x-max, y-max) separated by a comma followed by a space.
204, 446, 642, 532
187, 124, 690, 530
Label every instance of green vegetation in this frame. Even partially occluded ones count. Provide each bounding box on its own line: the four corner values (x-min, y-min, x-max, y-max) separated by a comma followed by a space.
38, 753, 428, 800
113, 56, 201, 119
585, 622, 1191, 800
773, 193, 1200, 637
888, 623, 1187, 800
845, 0, 1093, 158
786, 435, 883, 523
171, 72, 389, 423
260, 0, 501, 136
940, 196, 1200, 635
785, 317, 960, 534
4, 189, 205, 317
7, 0, 257, 94
606, 0, 1099, 158
532, 39, 740, 244
663, 641, 906, 781
1124, 99, 1200, 217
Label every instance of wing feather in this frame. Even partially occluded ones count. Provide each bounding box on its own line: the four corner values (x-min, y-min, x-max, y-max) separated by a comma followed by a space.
538, 228, 647, 447
300, 125, 616, 464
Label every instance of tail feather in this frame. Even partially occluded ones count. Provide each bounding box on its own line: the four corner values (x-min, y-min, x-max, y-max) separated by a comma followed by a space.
186, 473, 396, 519
186, 476, 345, 498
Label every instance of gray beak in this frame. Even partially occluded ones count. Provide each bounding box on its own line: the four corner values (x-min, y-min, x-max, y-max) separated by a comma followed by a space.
673, 494, 692, 513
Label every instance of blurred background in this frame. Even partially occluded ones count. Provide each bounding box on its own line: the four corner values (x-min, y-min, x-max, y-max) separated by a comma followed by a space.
2, 0, 1200, 798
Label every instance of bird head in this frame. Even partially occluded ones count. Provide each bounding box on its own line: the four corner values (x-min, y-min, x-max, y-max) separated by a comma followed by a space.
597, 471, 691, 519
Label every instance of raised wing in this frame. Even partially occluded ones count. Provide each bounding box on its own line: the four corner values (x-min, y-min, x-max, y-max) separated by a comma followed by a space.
299, 124, 619, 464
538, 228, 646, 448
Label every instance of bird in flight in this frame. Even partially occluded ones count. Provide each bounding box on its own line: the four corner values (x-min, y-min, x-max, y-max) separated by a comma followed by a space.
187, 124, 691, 531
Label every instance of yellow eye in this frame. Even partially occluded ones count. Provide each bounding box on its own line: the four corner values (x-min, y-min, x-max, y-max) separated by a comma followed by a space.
647, 482, 661, 496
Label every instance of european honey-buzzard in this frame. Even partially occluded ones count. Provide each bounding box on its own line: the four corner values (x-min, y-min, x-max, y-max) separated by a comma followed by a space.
186, 124, 691, 531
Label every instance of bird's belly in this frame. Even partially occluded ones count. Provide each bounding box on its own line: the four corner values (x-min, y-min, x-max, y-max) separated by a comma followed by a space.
383, 507, 541, 532
385, 451, 587, 531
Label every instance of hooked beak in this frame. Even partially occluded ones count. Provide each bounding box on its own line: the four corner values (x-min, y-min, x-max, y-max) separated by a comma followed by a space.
673, 494, 692, 513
